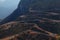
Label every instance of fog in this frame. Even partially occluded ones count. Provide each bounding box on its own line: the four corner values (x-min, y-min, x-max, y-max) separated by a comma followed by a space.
0, 0, 20, 19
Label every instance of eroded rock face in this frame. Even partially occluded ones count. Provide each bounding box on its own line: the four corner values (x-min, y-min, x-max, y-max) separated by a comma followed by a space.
0, 30, 54, 40
0, 21, 56, 40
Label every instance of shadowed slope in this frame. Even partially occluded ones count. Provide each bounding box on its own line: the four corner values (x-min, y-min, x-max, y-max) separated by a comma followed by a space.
0, 0, 60, 25
0, 0, 60, 40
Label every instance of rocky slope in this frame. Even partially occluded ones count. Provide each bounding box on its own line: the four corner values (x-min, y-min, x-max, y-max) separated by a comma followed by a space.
0, 21, 57, 40
0, 0, 60, 40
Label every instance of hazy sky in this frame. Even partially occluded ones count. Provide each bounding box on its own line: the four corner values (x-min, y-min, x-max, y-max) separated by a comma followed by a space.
0, 0, 20, 19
